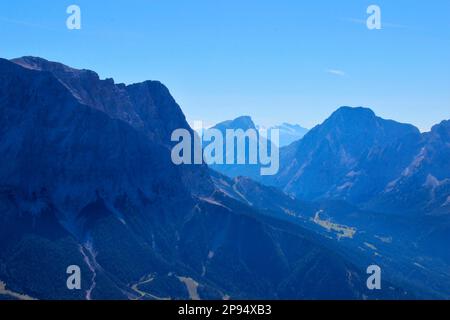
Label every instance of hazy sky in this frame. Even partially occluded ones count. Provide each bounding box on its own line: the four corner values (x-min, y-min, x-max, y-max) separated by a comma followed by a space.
1, 0, 449, 131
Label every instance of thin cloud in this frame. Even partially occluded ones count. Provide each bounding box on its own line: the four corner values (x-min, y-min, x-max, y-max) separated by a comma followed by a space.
343, 18, 409, 29
326, 69, 346, 77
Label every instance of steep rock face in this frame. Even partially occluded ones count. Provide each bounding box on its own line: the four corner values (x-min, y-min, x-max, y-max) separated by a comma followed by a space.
373, 120, 450, 215
11, 56, 213, 196
0, 58, 187, 218
0, 58, 192, 299
11, 56, 192, 147
11, 56, 144, 128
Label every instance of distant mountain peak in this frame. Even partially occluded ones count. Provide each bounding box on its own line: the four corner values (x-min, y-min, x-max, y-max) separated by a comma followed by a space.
214, 115, 256, 131
280, 122, 304, 128
335, 106, 375, 113
327, 106, 376, 123
317, 106, 420, 140
269, 122, 309, 147
273, 122, 307, 130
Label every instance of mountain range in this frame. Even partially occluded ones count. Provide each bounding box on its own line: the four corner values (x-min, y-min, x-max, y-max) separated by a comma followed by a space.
260, 106, 450, 216
209, 106, 450, 298
0, 56, 448, 300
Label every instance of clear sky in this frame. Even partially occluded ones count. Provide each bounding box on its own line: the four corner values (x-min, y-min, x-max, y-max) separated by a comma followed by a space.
1, 0, 449, 131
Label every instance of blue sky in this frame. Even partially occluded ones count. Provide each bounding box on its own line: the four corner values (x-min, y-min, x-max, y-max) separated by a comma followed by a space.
1, 0, 449, 131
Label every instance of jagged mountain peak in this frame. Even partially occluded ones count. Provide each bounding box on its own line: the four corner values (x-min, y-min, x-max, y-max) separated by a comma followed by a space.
9, 56, 190, 143
428, 119, 450, 142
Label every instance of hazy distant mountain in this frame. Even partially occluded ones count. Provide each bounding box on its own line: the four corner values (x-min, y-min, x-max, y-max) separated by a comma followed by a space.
10, 56, 214, 197
264, 123, 308, 147
206, 116, 264, 180
214, 116, 256, 132
206, 116, 309, 179
0, 57, 402, 300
